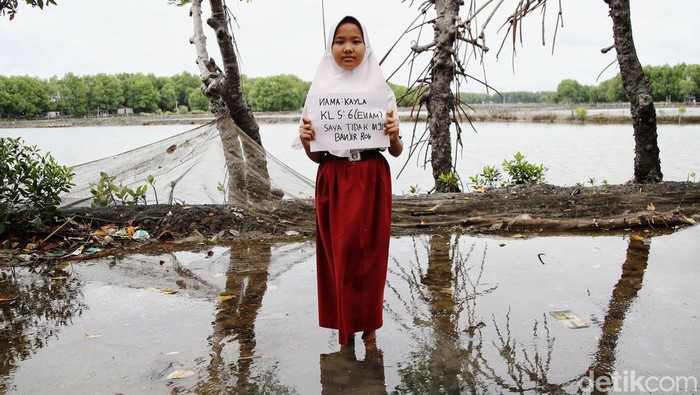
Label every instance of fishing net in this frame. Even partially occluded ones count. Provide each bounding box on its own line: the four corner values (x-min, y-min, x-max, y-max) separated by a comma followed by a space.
60, 120, 316, 209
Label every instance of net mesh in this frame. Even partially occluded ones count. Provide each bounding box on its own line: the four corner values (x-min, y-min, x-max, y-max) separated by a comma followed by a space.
60, 120, 316, 209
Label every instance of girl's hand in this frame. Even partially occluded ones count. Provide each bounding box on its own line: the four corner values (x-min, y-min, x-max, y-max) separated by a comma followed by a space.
385, 110, 400, 143
385, 110, 403, 157
299, 117, 315, 150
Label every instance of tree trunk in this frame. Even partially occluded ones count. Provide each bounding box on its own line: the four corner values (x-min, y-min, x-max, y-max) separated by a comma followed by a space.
423, 234, 461, 392
189, 0, 271, 202
605, 0, 663, 183
207, 0, 261, 145
215, 116, 247, 204
427, 0, 461, 193
583, 234, 650, 393
199, 242, 272, 393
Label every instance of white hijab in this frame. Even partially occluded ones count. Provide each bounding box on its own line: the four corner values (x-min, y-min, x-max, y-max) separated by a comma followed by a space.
294, 16, 398, 156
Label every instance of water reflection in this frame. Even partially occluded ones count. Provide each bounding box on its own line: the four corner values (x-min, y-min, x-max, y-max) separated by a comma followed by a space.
0, 226, 695, 394
583, 234, 651, 394
386, 231, 663, 394
320, 344, 387, 394
187, 241, 296, 394
387, 234, 580, 393
0, 265, 86, 392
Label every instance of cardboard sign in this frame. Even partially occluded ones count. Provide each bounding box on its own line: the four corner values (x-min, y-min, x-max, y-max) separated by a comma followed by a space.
307, 91, 389, 152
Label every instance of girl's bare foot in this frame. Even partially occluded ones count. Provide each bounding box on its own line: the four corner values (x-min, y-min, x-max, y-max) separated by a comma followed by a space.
362, 330, 377, 351
361, 330, 376, 343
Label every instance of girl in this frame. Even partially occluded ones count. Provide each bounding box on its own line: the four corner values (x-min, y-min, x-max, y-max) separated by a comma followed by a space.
297, 15, 403, 346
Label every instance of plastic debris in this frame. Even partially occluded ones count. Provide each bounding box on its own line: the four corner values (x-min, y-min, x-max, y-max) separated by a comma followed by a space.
549, 310, 589, 329
166, 370, 195, 380
17, 253, 39, 262
157, 230, 174, 241
131, 230, 150, 240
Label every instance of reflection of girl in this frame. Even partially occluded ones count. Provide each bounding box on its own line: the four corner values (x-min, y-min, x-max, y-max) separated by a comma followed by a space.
296, 16, 403, 345
320, 345, 386, 393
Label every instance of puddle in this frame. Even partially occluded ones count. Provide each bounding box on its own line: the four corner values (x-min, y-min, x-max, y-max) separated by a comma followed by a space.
1, 226, 699, 394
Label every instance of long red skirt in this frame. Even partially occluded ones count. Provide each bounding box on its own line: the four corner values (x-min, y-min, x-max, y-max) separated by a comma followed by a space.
315, 153, 392, 345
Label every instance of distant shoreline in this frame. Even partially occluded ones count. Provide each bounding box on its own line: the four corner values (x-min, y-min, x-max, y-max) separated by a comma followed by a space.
1, 104, 698, 129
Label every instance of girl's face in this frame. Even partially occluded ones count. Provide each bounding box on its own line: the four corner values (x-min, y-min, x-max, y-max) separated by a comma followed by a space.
332, 22, 366, 70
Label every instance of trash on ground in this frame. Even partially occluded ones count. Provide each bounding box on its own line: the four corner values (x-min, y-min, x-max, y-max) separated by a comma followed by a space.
549, 310, 589, 329
166, 370, 195, 380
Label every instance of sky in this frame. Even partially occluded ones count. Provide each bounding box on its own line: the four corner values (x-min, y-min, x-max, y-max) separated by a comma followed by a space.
1, 0, 698, 93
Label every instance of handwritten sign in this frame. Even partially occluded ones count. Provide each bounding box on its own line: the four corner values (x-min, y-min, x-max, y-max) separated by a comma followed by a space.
307, 91, 389, 152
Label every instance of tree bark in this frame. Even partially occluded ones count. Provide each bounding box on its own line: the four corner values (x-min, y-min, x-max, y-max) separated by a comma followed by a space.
207, 0, 262, 145
427, 0, 461, 193
605, 0, 663, 183
189, 0, 271, 202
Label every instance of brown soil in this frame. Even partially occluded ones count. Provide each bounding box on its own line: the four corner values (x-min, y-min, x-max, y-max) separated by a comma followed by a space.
62, 181, 700, 242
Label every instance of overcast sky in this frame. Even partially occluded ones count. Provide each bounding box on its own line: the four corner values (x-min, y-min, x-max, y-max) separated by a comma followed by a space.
2, 0, 698, 92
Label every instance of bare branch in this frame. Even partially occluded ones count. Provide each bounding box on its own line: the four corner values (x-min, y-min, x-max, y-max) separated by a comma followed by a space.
494, 0, 553, 59
546, 0, 564, 54
601, 44, 615, 54
478, 0, 505, 41
461, 0, 501, 26
596, 59, 618, 82
411, 41, 437, 54
379, 8, 432, 66
189, 0, 223, 97
457, 36, 489, 52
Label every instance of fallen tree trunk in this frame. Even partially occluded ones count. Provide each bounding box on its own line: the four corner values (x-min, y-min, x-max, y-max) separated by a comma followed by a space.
392, 211, 696, 233
51, 182, 700, 242
389, 182, 700, 235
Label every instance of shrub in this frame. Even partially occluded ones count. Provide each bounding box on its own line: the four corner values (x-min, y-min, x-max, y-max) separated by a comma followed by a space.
679, 106, 687, 125
469, 152, 548, 189
501, 152, 548, 185
0, 137, 74, 234
531, 113, 556, 123
438, 171, 461, 192
90, 172, 148, 207
469, 165, 503, 188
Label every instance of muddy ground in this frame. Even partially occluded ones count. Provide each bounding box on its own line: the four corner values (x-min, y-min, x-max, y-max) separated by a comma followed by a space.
59, 181, 700, 246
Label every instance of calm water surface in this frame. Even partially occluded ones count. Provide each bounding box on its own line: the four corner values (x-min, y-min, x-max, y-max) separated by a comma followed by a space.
1, 226, 698, 393
1, 122, 698, 196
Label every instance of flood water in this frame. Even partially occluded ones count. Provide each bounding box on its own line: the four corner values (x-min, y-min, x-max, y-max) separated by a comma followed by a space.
1, 121, 699, 197
2, 225, 698, 394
